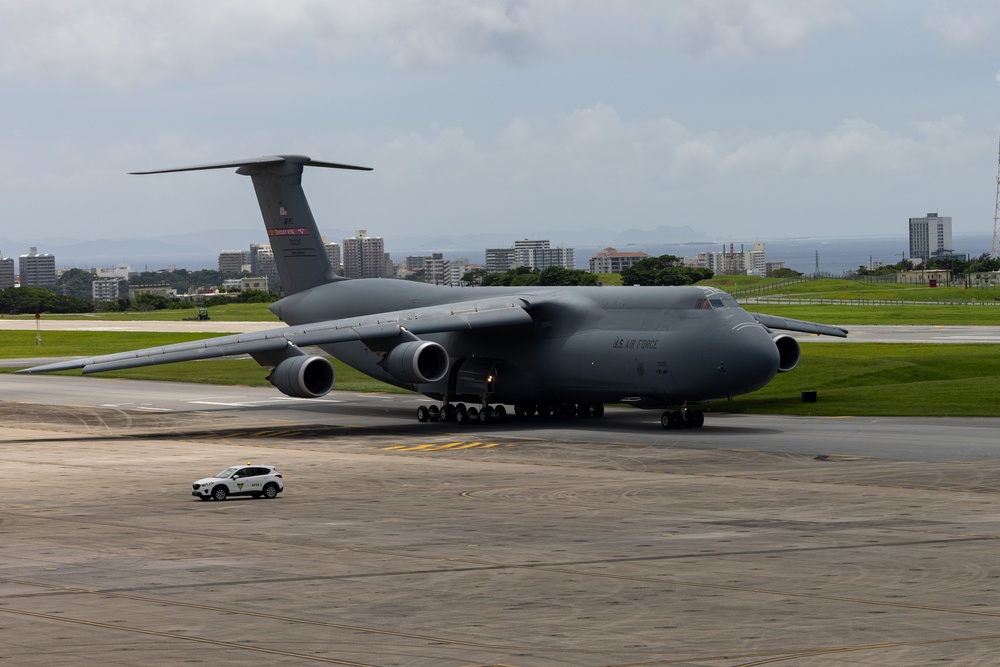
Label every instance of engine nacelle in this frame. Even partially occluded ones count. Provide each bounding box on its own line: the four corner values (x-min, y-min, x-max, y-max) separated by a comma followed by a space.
384, 340, 449, 385
772, 333, 801, 373
268, 355, 336, 398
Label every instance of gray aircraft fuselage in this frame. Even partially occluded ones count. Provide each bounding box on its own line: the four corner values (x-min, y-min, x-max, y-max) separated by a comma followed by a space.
273, 279, 779, 408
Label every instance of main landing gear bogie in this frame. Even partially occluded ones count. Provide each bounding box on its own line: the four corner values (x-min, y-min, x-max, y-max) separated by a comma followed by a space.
660, 409, 705, 430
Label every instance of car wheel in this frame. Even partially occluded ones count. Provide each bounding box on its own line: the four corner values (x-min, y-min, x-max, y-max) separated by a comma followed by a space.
212, 485, 228, 501
263, 483, 279, 499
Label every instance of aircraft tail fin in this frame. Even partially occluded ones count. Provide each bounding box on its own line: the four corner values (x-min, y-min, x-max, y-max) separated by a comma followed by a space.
131, 155, 372, 296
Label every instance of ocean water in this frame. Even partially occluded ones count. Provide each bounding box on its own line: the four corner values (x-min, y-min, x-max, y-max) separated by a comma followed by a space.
579, 233, 995, 276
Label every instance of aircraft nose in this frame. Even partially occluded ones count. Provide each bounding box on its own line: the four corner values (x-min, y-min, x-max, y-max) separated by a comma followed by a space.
718, 322, 780, 396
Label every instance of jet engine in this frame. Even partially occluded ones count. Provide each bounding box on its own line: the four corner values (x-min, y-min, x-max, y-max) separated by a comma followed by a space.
383, 340, 449, 385
268, 355, 336, 398
771, 333, 800, 372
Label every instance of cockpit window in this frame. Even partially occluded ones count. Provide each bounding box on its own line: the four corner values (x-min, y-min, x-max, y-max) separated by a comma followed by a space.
696, 295, 739, 309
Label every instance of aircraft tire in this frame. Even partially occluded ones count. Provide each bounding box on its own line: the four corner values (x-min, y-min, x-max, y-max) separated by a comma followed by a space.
455, 405, 469, 425
478, 407, 491, 424
442, 405, 456, 422
514, 404, 525, 417
468, 407, 480, 422
428, 405, 441, 422
494, 405, 507, 422
416, 406, 430, 422
590, 404, 605, 418
687, 410, 705, 428
660, 412, 672, 429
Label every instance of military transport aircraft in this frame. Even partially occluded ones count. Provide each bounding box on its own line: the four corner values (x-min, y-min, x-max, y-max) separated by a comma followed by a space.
17, 155, 847, 429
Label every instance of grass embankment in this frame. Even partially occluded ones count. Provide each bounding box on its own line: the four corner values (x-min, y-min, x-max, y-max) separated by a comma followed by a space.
2, 302, 280, 322
705, 277, 1000, 325
1, 331, 407, 394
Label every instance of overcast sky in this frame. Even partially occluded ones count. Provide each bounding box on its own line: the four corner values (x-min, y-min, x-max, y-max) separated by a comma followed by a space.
3, 1, 1000, 251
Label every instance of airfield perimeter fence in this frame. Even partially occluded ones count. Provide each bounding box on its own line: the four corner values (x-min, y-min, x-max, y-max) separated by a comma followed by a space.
743, 296, 1000, 307
726, 272, 1000, 306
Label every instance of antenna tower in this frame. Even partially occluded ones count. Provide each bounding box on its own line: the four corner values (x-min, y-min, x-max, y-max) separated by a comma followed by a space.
993, 131, 1000, 258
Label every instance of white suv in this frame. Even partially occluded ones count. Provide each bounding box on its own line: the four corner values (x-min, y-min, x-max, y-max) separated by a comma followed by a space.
192, 465, 284, 501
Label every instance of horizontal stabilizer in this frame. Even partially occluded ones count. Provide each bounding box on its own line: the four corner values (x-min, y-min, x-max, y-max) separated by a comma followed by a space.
129, 154, 372, 175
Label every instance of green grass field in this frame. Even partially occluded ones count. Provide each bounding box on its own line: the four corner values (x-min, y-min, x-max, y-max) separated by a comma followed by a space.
705, 343, 1000, 417
3, 302, 280, 322
0, 331, 409, 394
5, 277, 1000, 417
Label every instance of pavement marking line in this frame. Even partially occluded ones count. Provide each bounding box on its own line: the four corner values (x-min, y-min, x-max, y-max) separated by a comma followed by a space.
429, 442, 467, 450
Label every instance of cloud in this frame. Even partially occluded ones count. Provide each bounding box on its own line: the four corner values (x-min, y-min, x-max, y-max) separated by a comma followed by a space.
925, 6, 1000, 51
0, 0, 857, 87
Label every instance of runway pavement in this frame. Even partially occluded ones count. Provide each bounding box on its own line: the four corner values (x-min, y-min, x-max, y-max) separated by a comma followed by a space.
3, 375, 1000, 665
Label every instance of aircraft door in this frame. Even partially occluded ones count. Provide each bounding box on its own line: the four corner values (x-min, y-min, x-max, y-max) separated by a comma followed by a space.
451, 358, 502, 401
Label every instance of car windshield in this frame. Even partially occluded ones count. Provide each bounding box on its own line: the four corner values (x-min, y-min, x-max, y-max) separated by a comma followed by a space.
214, 467, 239, 478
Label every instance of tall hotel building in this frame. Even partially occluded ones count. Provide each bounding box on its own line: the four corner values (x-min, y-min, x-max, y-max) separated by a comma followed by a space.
0, 252, 14, 289
342, 230, 386, 278
19, 247, 56, 286
908, 212, 952, 262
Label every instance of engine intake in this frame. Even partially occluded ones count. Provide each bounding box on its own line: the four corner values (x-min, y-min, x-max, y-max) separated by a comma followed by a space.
772, 333, 801, 373
268, 355, 336, 398
384, 340, 449, 384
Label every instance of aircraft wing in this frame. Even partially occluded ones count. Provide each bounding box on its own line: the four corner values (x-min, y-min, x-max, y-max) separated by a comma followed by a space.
750, 313, 848, 338
15, 296, 533, 375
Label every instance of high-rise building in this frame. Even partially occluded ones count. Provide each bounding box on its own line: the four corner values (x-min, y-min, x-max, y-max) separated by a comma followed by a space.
0, 252, 14, 289
449, 257, 471, 285
513, 239, 576, 271
342, 230, 386, 278
485, 248, 517, 273
909, 212, 953, 262
692, 243, 767, 276
423, 253, 450, 285
589, 248, 649, 274
219, 250, 250, 275
19, 247, 56, 286
324, 241, 341, 276
92, 277, 120, 302
254, 246, 280, 290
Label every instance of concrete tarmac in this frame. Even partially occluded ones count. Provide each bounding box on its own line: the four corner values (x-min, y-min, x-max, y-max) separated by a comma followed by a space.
3, 376, 1000, 665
